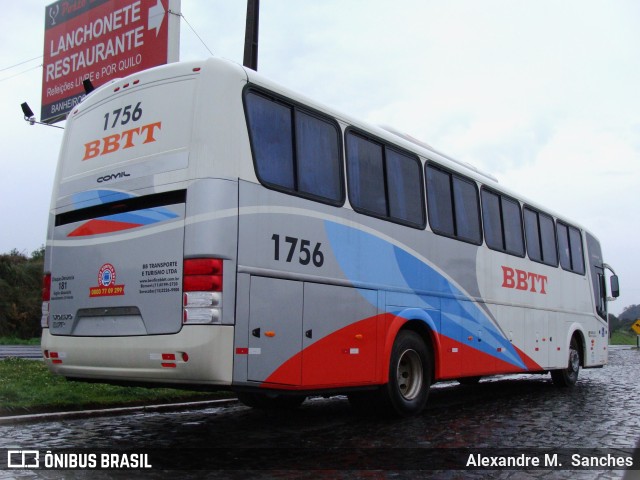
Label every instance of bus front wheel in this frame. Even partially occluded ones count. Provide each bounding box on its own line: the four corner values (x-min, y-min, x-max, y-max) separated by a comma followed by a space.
383, 330, 432, 416
551, 337, 580, 387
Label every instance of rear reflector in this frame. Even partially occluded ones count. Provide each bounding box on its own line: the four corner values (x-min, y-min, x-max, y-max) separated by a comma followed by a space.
41, 273, 52, 328
182, 258, 223, 324
41, 301, 50, 328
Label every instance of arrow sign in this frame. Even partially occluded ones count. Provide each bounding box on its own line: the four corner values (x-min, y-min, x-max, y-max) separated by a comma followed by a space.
631, 320, 640, 335
148, 0, 166, 36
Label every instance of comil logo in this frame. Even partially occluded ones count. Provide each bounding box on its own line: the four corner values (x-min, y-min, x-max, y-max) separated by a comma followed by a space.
7, 450, 40, 468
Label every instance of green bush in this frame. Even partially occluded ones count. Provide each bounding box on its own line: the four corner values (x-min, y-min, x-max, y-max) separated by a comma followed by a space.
0, 247, 44, 339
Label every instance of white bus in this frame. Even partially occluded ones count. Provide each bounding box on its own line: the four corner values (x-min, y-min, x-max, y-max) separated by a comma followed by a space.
41, 57, 619, 416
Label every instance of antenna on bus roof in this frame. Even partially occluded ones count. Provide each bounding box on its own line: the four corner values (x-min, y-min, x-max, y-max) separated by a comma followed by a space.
243, 0, 260, 70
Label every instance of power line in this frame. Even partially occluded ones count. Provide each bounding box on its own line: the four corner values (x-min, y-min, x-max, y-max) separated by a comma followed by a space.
0, 63, 42, 84
170, 10, 214, 57
0, 55, 42, 73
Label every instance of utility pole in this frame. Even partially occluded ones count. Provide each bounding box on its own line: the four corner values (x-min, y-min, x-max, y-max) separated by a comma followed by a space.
243, 0, 260, 70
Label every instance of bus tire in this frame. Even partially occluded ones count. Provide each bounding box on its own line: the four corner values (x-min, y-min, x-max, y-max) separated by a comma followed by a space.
383, 330, 432, 416
236, 392, 306, 410
551, 337, 580, 387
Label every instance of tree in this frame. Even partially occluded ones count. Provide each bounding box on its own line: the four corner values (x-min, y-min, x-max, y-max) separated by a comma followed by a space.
0, 247, 44, 339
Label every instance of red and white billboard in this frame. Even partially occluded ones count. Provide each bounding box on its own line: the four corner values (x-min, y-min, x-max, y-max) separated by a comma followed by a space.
41, 0, 181, 124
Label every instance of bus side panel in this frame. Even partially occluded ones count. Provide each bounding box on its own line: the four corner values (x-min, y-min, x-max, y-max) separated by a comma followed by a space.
235, 181, 382, 389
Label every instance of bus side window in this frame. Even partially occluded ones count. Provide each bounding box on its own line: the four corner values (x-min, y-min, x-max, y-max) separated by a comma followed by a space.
426, 164, 481, 245
295, 111, 343, 203
502, 197, 525, 256
385, 148, 425, 227
245, 89, 344, 206
481, 188, 525, 257
558, 221, 585, 275
346, 132, 386, 217
245, 91, 295, 190
568, 227, 585, 275
346, 130, 424, 228
524, 207, 558, 267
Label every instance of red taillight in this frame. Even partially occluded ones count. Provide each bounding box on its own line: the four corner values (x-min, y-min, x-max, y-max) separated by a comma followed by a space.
183, 275, 223, 292
184, 259, 223, 275
183, 259, 223, 292
42, 273, 52, 301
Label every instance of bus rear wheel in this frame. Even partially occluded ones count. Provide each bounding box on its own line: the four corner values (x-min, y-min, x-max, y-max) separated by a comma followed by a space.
551, 337, 580, 387
383, 330, 432, 416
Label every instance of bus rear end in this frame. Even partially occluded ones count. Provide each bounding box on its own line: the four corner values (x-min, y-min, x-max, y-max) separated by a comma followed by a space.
41, 59, 246, 387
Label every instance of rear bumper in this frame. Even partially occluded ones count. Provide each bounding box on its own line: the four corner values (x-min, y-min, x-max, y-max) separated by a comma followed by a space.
41, 325, 234, 386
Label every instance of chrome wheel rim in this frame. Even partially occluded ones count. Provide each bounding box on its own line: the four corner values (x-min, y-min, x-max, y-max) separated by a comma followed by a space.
396, 349, 423, 400
568, 348, 579, 374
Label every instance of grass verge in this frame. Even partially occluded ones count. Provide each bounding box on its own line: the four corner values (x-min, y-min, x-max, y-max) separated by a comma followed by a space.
0, 358, 231, 416
610, 330, 637, 346
0, 337, 40, 345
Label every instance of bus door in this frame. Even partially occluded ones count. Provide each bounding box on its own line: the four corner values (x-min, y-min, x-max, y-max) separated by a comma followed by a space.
301, 283, 377, 386
247, 276, 303, 385
525, 310, 549, 368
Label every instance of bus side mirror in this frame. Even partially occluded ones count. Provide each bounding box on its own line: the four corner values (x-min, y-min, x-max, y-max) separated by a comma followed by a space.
610, 275, 620, 298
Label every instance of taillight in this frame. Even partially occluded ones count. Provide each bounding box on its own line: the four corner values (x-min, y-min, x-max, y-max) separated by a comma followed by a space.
42, 273, 52, 301
182, 258, 223, 324
41, 273, 51, 328
183, 259, 222, 292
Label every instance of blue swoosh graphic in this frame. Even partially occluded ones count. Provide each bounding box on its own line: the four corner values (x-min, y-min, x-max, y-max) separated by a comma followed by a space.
324, 220, 526, 370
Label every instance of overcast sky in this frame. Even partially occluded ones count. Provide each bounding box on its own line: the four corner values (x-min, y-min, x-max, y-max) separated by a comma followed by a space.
1, 1, 638, 315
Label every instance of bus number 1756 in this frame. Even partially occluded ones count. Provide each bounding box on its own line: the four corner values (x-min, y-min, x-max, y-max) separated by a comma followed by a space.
271, 234, 324, 267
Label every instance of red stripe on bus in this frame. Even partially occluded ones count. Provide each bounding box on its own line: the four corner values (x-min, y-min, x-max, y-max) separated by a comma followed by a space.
68, 219, 144, 237
263, 314, 394, 388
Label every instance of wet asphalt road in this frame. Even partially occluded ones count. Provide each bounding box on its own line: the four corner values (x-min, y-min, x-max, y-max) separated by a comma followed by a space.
1, 346, 639, 479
